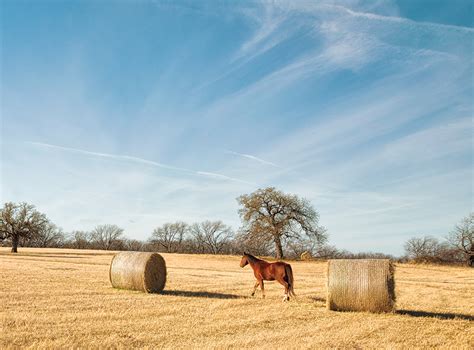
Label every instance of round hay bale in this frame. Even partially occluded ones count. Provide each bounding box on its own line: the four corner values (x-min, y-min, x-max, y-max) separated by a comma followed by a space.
109, 252, 166, 293
326, 259, 395, 313
300, 251, 312, 260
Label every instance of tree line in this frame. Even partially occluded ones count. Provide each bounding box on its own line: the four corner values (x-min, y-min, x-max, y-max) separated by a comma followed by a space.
1, 187, 472, 265
403, 213, 474, 266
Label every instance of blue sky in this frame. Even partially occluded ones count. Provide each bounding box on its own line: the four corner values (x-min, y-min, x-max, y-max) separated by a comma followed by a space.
1, 0, 472, 255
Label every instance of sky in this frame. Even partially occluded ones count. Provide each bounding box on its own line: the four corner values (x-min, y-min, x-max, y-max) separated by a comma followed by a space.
1, 0, 472, 255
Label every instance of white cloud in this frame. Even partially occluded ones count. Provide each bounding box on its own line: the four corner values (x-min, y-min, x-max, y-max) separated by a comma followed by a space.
224, 150, 279, 167
28, 141, 255, 186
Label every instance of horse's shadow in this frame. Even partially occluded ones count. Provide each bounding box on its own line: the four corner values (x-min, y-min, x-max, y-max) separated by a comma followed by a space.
161, 290, 246, 299
397, 310, 474, 321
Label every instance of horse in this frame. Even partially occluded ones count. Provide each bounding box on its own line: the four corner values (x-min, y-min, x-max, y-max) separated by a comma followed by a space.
240, 252, 296, 301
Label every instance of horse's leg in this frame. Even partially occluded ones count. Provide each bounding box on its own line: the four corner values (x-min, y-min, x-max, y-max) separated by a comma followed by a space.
260, 279, 265, 299
277, 277, 290, 301
250, 281, 259, 297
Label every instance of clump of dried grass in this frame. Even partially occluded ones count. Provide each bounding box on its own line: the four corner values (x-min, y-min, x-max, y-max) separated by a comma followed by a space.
109, 252, 166, 293
326, 259, 395, 313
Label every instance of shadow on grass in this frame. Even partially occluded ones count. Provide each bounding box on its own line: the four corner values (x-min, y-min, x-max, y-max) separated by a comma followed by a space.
308, 296, 326, 303
397, 310, 474, 321
161, 290, 246, 299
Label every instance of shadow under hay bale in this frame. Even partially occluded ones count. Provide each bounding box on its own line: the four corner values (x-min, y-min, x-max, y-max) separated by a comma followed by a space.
109, 252, 166, 293
327, 259, 395, 313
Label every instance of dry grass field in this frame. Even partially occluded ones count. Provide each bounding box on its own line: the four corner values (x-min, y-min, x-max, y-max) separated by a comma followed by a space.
1, 248, 473, 349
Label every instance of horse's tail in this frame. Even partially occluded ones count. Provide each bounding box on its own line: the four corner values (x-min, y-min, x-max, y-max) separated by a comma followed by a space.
285, 264, 296, 297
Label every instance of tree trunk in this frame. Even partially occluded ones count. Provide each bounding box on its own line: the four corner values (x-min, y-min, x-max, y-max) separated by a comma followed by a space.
11, 234, 19, 253
274, 235, 284, 259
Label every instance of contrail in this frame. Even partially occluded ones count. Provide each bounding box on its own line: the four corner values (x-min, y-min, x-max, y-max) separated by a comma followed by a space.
225, 150, 280, 167
28, 141, 254, 186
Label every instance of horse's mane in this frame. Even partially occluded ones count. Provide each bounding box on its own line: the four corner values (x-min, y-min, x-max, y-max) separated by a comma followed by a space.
245, 253, 262, 263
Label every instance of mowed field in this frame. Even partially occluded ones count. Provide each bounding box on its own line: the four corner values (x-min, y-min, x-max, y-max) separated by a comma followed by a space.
1, 248, 473, 349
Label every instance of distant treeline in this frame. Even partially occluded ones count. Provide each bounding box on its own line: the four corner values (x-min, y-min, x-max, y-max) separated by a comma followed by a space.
1, 190, 472, 266
1, 220, 398, 260
1, 218, 471, 265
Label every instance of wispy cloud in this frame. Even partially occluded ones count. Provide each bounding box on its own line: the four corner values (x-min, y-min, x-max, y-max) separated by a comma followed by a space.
28, 142, 189, 172
224, 150, 279, 167
331, 4, 474, 33
196, 171, 256, 186
233, 3, 291, 63
28, 142, 254, 186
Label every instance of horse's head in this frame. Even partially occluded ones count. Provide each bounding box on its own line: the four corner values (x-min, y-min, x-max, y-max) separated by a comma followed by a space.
240, 252, 249, 268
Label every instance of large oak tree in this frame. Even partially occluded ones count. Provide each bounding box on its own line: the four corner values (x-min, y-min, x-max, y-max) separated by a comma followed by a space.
0, 202, 49, 253
237, 187, 327, 259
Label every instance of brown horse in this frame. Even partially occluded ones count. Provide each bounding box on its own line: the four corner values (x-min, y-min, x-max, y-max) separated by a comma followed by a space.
240, 252, 295, 301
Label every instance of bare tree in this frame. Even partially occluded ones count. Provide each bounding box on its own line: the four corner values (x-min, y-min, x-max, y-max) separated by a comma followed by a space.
447, 213, 473, 266
123, 239, 144, 252
404, 236, 441, 261
190, 221, 233, 254
0, 202, 49, 253
286, 236, 320, 259
67, 231, 91, 249
150, 222, 188, 252
90, 224, 124, 250
237, 187, 327, 259
233, 231, 273, 256
28, 222, 65, 248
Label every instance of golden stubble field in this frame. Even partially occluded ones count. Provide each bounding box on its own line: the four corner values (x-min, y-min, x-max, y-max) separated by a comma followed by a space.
1, 248, 473, 349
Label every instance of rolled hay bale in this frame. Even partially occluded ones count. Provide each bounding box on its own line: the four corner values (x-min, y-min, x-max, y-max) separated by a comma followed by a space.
109, 252, 166, 293
300, 251, 312, 261
326, 259, 395, 313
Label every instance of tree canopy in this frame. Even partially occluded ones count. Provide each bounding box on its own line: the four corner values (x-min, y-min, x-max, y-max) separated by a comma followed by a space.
0, 202, 49, 253
237, 187, 327, 259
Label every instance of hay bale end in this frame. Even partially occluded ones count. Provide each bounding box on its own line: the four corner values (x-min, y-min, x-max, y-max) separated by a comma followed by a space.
326, 259, 395, 313
109, 252, 166, 293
